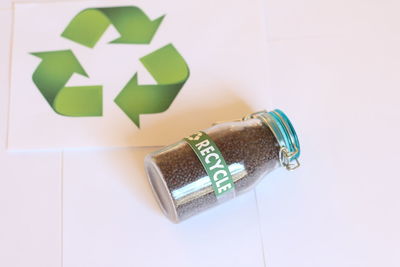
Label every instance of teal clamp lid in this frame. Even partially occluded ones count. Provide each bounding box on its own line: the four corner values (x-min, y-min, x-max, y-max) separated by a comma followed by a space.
244, 109, 301, 171
269, 109, 301, 159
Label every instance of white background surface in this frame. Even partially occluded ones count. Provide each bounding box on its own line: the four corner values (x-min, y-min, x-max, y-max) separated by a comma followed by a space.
1, 0, 400, 267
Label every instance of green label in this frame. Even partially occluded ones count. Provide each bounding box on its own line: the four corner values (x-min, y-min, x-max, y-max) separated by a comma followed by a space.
184, 131, 235, 197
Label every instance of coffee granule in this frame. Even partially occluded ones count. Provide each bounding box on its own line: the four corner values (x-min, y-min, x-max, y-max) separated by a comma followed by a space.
152, 119, 280, 221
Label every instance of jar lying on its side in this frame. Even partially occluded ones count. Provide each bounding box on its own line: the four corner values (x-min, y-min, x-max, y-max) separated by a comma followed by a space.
145, 109, 301, 223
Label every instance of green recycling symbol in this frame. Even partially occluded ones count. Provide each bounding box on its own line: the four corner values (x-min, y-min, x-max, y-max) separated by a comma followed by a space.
31, 6, 190, 127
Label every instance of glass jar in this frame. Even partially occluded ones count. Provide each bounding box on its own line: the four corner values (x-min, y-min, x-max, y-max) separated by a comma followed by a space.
145, 109, 301, 223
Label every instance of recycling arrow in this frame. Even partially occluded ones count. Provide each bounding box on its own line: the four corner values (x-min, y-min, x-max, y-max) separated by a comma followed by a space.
61, 6, 164, 48
31, 5, 190, 127
114, 44, 189, 127
31, 50, 102, 116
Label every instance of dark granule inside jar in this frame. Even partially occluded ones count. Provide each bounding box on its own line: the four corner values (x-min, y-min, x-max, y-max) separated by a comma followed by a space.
153, 120, 280, 220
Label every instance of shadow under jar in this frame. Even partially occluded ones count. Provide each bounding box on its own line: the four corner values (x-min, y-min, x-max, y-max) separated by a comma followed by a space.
145, 109, 301, 223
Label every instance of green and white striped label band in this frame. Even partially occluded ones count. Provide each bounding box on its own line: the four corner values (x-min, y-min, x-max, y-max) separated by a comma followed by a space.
184, 131, 235, 197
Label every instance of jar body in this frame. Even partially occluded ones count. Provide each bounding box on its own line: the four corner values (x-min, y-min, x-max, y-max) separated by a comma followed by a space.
145, 117, 281, 223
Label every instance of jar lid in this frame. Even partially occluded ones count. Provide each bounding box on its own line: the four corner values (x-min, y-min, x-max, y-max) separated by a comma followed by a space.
269, 109, 301, 159
244, 109, 301, 171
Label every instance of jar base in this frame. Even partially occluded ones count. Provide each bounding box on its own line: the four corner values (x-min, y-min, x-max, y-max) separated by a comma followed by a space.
145, 154, 179, 223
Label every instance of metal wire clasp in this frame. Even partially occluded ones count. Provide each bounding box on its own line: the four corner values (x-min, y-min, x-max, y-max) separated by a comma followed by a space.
279, 147, 300, 171
242, 110, 267, 121
212, 110, 268, 126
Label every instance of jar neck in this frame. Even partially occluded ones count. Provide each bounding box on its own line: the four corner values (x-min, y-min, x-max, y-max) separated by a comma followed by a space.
244, 110, 301, 171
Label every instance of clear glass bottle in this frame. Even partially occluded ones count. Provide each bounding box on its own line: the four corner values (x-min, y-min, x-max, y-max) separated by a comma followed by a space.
145, 109, 301, 223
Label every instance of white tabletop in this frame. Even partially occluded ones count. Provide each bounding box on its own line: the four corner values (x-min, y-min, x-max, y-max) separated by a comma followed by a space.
1, 1, 399, 266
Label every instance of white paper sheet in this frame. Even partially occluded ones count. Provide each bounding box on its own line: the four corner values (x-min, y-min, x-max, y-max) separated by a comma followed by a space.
63, 148, 265, 267
0, 9, 11, 147
264, 0, 400, 40
257, 36, 400, 267
0, 150, 62, 267
0, 11, 62, 267
8, 0, 269, 150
